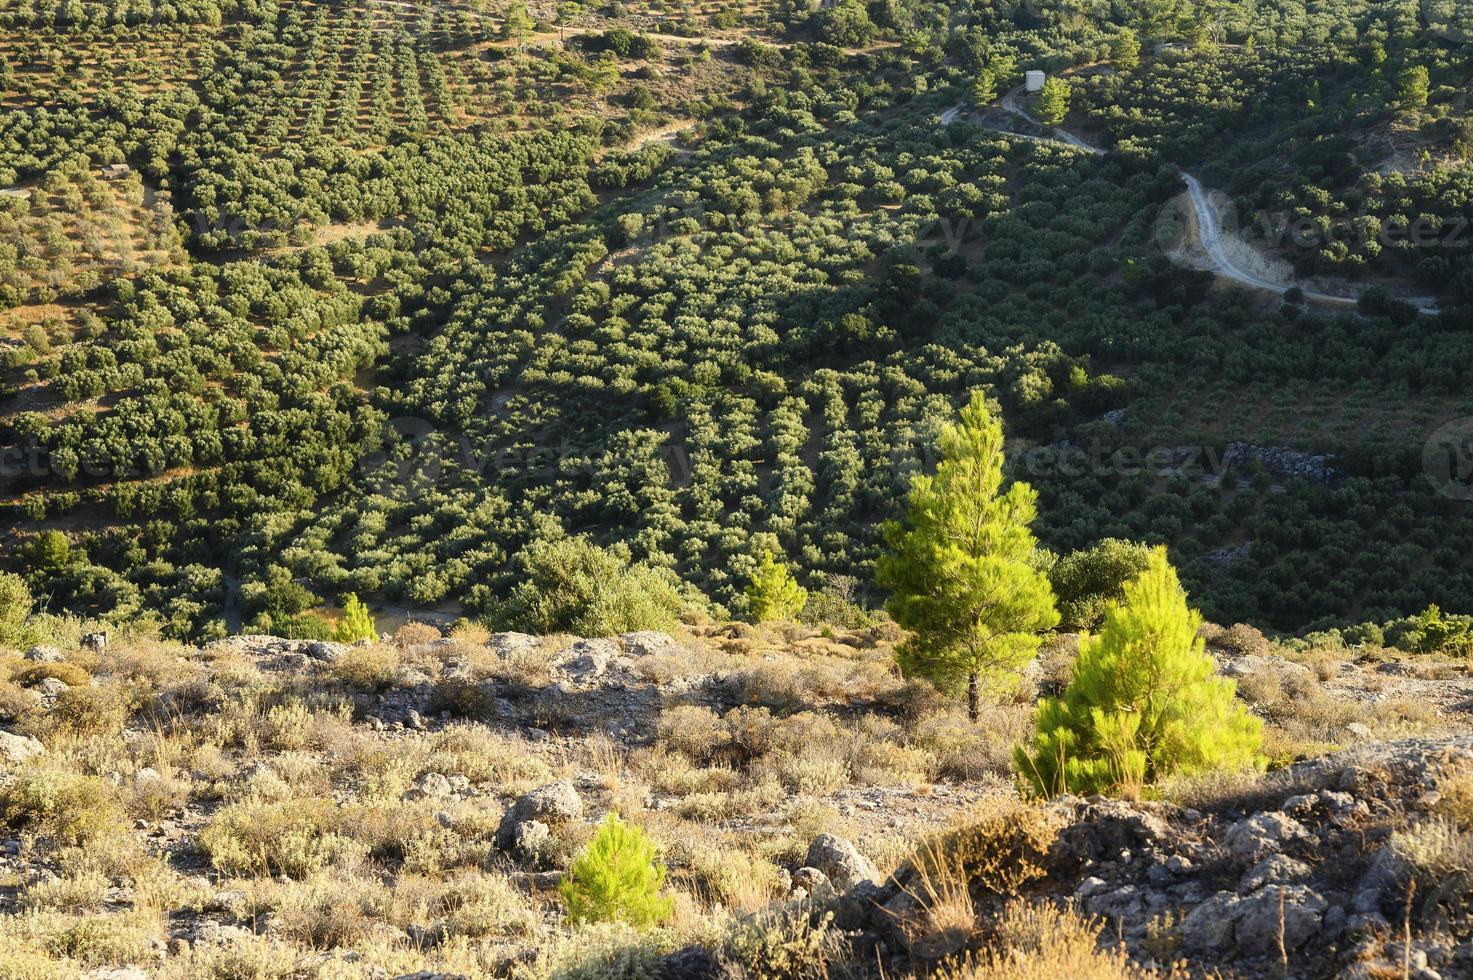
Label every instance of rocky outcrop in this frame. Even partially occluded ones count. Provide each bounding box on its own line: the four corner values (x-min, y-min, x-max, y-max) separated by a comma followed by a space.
495, 781, 584, 861
442, 631, 731, 742
839, 736, 1473, 977
1226, 442, 1337, 485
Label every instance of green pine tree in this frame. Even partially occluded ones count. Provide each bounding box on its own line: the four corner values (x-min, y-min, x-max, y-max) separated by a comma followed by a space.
334, 593, 377, 643
1035, 76, 1071, 126
1397, 65, 1429, 109
502, 1, 534, 44
970, 68, 997, 106
560, 814, 673, 927
1109, 29, 1141, 71
746, 550, 808, 623
1015, 548, 1263, 798
876, 392, 1059, 722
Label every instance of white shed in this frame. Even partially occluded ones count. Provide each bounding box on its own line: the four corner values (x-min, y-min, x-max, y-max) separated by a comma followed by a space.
1025, 70, 1047, 93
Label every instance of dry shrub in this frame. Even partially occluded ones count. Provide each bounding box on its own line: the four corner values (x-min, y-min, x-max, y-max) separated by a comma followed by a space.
1221, 623, 1271, 657
261, 876, 374, 949
678, 838, 785, 911
159, 932, 300, 978
754, 753, 850, 795
1435, 765, 1473, 830
719, 902, 845, 979
395, 622, 443, 648
20, 866, 110, 913
24, 683, 137, 739
940, 899, 1175, 979
423, 725, 552, 786
13, 662, 90, 688
47, 910, 162, 969
657, 705, 728, 764
449, 620, 491, 646
125, 767, 192, 820
0, 767, 126, 846
331, 644, 401, 692
852, 739, 931, 786
634, 748, 740, 796
875, 677, 950, 723
1391, 817, 1473, 877
431, 872, 540, 939
1286, 648, 1343, 682
199, 798, 367, 878
910, 707, 1029, 781
894, 839, 979, 958
0, 683, 39, 721
912, 798, 1066, 899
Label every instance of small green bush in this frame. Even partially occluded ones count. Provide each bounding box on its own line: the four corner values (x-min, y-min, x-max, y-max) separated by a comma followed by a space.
1017, 548, 1263, 797
1049, 538, 1154, 631
333, 594, 378, 644
560, 814, 673, 927
0, 573, 33, 648
745, 551, 808, 623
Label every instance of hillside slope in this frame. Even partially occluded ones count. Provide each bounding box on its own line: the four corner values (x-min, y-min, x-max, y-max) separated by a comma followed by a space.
0, 622, 1471, 976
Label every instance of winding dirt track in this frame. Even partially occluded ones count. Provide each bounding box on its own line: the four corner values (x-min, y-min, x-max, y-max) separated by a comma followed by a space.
948, 93, 1441, 314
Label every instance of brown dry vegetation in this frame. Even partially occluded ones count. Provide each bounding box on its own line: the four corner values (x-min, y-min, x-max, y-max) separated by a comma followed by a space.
0, 613, 1465, 975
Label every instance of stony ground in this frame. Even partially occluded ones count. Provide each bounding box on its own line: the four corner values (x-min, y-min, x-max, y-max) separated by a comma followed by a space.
0, 620, 1471, 977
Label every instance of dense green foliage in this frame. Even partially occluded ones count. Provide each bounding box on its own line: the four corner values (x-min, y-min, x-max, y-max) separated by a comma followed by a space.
1049, 538, 1155, 631
877, 393, 1059, 720
333, 593, 377, 644
1017, 548, 1264, 797
0, 572, 31, 647
0, 0, 1470, 640
492, 535, 688, 637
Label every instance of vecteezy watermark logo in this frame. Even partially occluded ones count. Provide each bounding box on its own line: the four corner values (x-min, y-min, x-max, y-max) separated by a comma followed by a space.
1423, 417, 1473, 500
1422, 0, 1473, 42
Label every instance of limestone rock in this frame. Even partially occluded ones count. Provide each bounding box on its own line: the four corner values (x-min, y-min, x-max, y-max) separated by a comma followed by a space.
1225, 811, 1308, 863
0, 730, 44, 764
495, 781, 582, 854
1239, 854, 1311, 893
804, 834, 880, 891
1233, 884, 1327, 952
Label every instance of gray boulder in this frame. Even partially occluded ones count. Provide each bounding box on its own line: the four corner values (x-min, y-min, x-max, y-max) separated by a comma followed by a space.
1239, 854, 1311, 893
495, 781, 582, 853
1225, 811, 1308, 863
0, 730, 44, 764
1234, 883, 1327, 951
1180, 892, 1239, 952
804, 834, 880, 891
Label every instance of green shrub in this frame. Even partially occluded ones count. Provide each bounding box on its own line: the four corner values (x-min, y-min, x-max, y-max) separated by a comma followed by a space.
1049, 538, 1153, 631
745, 551, 808, 623
1016, 548, 1263, 797
333, 594, 377, 644
560, 814, 673, 927
0, 573, 33, 648
496, 535, 691, 637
